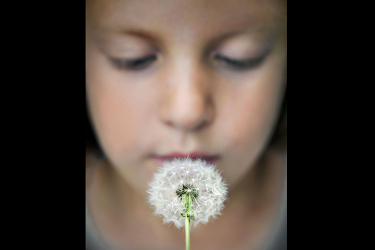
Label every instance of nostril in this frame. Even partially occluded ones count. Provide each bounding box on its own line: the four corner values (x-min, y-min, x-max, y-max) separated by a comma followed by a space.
166, 112, 210, 131
159, 92, 214, 132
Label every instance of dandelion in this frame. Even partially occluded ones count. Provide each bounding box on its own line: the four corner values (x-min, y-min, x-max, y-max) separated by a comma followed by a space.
147, 157, 228, 228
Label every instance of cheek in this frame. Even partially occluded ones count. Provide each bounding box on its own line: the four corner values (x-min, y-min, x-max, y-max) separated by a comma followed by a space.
221, 83, 281, 150
216, 60, 285, 183
229, 85, 278, 151
86, 49, 154, 165
90, 89, 137, 159
86, 81, 136, 165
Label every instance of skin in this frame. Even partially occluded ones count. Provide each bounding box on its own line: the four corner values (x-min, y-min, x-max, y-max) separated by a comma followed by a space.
86, 0, 287, 249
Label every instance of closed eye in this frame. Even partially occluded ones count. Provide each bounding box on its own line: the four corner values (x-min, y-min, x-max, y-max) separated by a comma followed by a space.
214, 54, 266, 70
109, 55, 157, 70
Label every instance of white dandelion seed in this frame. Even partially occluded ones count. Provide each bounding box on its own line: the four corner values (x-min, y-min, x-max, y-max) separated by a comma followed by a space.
147, 157, 228, 228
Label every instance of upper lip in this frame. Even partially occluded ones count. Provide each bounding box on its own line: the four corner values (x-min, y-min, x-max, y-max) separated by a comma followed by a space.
153, 152, 221, 161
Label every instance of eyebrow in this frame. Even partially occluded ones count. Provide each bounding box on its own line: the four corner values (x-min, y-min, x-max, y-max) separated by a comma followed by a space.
119, 30, 159, 42
100, 22, 280, 54
204, 28, 279, 54
96, 27, 163, 51
114, 28, 276, 43
101, 26, 163, 47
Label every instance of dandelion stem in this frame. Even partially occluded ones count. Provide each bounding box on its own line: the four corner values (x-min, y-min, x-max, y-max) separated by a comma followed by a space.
182, 193, 192, 250
185, 215, 190, 250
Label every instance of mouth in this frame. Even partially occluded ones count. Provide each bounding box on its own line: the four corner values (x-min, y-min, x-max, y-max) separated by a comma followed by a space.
152, 152, 221, 165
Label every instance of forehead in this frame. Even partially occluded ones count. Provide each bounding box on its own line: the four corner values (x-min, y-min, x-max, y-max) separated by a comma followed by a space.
86, 0, 286, 42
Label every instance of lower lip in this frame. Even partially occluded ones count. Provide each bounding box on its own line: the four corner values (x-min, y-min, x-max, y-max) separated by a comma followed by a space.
153, 156, 220, 165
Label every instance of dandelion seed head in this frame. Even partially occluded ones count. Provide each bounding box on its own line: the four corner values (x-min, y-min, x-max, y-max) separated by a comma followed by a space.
147, 157, 228, 228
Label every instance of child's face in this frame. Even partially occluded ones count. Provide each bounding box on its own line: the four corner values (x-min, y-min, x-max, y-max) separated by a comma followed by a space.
86, 0, 286, 195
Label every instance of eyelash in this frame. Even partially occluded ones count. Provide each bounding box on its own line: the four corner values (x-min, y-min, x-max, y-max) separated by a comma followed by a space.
110, 55, 157, 70
214, 54, 266, 70
109, 53, 266, 71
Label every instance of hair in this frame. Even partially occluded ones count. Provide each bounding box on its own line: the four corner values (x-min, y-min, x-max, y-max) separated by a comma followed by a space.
86, 100, 99, 150
268, 85, 287, 148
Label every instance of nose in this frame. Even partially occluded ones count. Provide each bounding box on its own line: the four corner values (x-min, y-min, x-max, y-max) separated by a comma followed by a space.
158, 61, 214, 132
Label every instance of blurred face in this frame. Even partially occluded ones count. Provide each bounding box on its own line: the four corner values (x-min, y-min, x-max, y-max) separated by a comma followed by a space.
86, 0, 287, 196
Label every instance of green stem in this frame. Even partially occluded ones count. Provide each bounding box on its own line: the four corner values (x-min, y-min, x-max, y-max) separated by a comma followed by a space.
185, 215, 190, 250
181, 192, 193, 250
